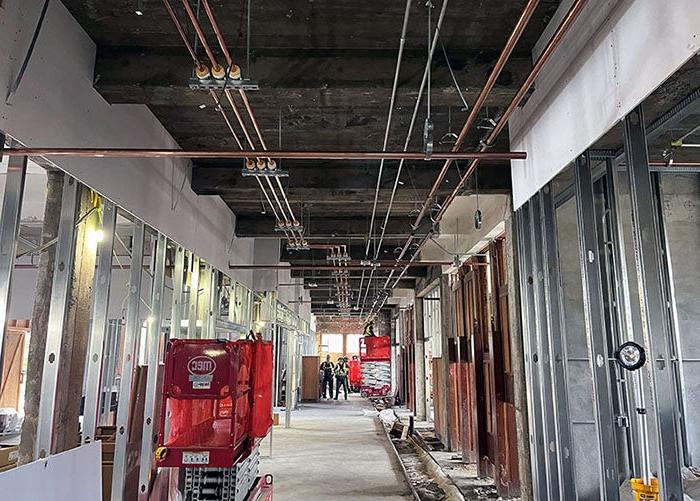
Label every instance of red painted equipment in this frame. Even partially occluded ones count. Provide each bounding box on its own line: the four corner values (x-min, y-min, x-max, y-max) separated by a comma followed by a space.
348, 359, 361, 391
156, 338, 273, 468
248, 474, 274, 500
359, 336, 392, 397
360, 335, 391, 360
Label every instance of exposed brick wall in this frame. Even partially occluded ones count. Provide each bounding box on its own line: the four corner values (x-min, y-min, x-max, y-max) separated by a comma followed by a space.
315, 316, 364, 335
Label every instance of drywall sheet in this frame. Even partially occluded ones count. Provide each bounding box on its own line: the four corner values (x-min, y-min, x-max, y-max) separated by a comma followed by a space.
509, 0, 700, 209
0, 442, 101, 500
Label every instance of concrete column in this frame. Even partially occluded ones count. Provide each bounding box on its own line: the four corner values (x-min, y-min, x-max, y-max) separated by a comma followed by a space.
53, 187, 99, 452
252, 238, 281, 292
18, 170, 63, 465
414, 298, 427, 421
505, 212, 533, 501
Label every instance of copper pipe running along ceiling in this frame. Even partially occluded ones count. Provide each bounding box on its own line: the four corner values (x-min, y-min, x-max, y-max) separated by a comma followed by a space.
3, 148, 527, 161
359, 0, 540, 313
411, 0, 542, 228
433, 0, 589, 222
227, 261, 451, 270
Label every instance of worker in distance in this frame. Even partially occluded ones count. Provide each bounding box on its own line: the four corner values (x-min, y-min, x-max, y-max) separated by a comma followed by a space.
334, 357, 350, 400
319, 354, 335, 399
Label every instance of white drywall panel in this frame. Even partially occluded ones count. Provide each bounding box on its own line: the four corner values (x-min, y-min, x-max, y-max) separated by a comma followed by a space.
0, 442, 102, 500
509, 0, 700, 208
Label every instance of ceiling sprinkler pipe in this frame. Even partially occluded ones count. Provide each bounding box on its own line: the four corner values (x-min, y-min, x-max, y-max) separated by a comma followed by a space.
5, 148, 527, 161
434, 0, 589, 223
412, 0, 542, 229
179, 0, 222, 75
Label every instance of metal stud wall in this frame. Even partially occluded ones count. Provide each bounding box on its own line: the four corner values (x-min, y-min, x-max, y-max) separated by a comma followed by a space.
514, 106, 692, 500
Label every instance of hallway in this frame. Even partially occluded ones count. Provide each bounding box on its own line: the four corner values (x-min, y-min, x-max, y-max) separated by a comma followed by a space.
260, 396, 411, 500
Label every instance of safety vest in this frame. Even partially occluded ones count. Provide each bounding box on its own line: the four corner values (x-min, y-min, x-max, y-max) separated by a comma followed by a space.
335, 363, 349, 377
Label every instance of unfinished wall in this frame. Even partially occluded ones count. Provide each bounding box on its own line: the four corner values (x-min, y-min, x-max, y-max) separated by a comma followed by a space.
510, 0, 700, 208
660, 173, 700, 465
554, 195, 600, 499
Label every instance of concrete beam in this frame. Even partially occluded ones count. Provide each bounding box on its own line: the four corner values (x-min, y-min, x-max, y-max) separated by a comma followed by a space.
94, 47, 530, 107
235, 214, 427, 238
192, 162, 511, 206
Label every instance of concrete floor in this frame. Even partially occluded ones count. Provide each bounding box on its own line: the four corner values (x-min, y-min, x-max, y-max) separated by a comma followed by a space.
259, 395, 412, 500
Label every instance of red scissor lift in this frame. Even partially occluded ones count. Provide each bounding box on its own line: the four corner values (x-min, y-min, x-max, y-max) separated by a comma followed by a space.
156, 338, 274, 501
359, 336, 392, 398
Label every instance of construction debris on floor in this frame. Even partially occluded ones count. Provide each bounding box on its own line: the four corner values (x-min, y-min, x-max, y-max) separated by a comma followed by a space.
374, 404, 513, 501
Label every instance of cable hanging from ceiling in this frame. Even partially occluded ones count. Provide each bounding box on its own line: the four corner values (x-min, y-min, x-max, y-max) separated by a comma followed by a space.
364, 0, 589, 321
360, 0, 449, 317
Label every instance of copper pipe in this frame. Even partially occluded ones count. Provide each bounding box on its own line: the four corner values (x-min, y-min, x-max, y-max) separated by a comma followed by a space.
179, 0, 221, 71
434, 0, 588, 222
264, 176, 290, 224
648, 161, 700, 168
162, 0, 202, 67
6, 148, 526, 161
166, 0, 300, 241
198, 0, 271, 161
412, 0, 541, 229
223, 89, 258, 153
238, 90, 269, 151
200, 0, 233, 67
227, 261, 450, 270
275, 176, 298, 225
209, 90, 244, 151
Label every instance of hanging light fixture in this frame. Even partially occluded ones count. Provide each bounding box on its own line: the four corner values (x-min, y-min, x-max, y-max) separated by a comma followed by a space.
135, 0, 144, 15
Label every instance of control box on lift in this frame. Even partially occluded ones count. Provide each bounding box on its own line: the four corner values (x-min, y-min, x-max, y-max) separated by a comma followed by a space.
156, 337, 274, 501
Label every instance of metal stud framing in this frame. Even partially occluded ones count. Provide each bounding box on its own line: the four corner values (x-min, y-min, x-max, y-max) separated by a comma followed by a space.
199, 264, 212, 339
82, 200, 117, 443
529, 193, 563, 499
515, 203, 548, 498
574, 151, 620, 499
99, 320, 121, 427
35, 176, 79, 459
623, 106, 684, 499
170, 245, 185, 340
539, 188, 576, 498
0, 152, 26, 384
138, 232, 168, 499
188, 253, 200, 339
285, 327, 294, 429
209, 269, 219, 337
604, 159, 645, 477
111, 220, 145, 501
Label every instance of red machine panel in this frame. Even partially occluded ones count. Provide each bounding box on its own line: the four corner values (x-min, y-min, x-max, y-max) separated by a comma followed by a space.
157, 338, 273, 469
359, 336, 392, 397
360, 335, 391, 360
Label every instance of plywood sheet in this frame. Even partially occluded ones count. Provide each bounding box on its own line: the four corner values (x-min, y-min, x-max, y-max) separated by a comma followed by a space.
301, 356, 320, 402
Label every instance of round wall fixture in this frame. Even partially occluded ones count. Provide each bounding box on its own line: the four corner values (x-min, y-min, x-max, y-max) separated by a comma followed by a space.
614, 341, 646, 371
